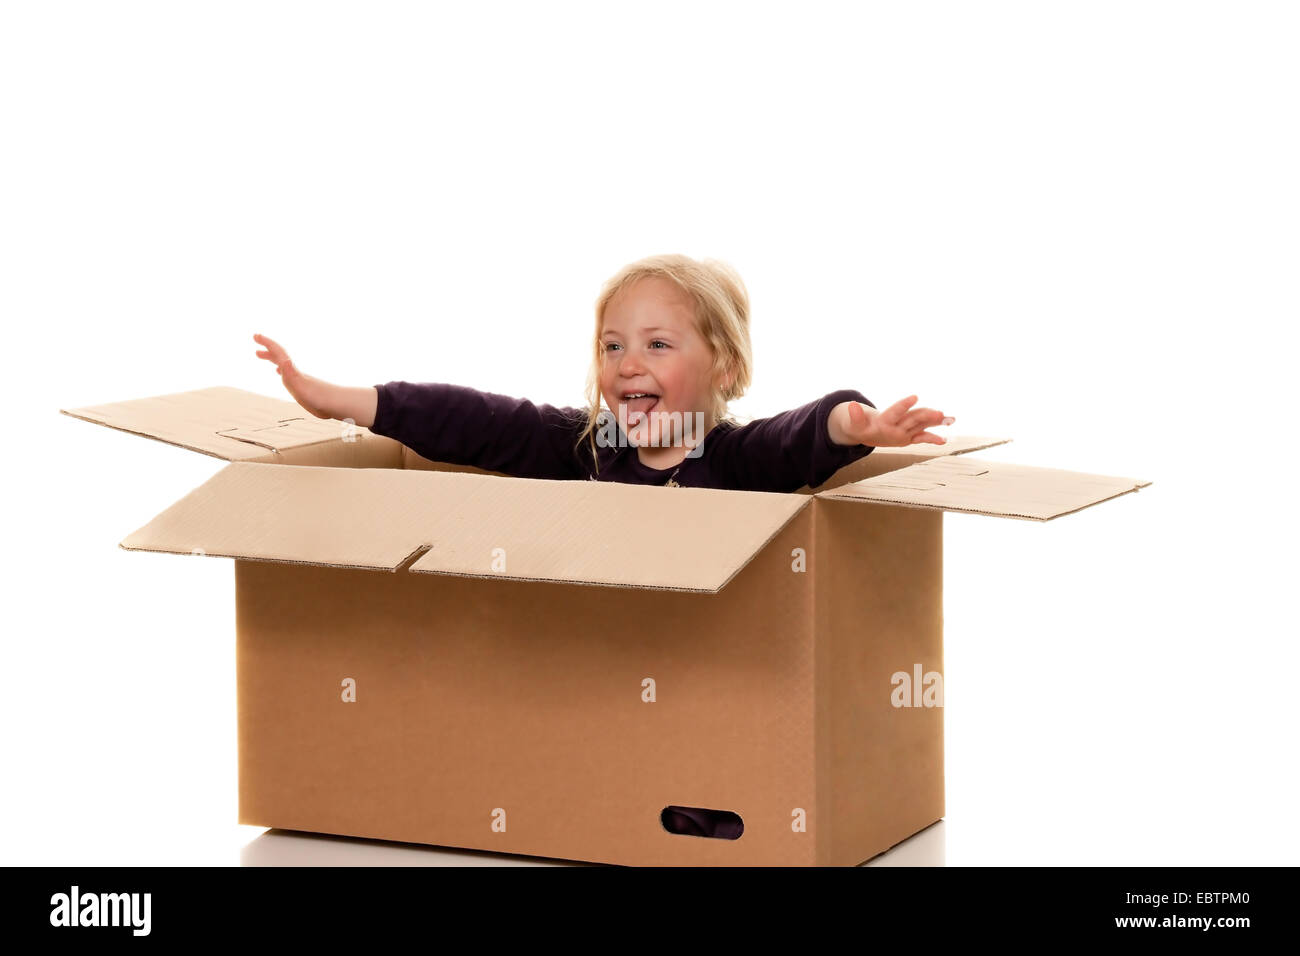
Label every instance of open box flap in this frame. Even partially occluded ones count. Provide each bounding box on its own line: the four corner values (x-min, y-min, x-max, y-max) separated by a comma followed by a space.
865, 434, 1012, 463
60, 386, 350, 460
809, 434, 1014, 490
118, 461, 809, 593
816, 455, 1152, 520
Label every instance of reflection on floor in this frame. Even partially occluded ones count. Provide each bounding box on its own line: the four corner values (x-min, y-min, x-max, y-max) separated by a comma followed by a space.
240, 819, 946, 867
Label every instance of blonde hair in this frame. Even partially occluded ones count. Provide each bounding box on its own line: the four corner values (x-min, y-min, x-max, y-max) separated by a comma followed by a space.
574, 253, 754, 475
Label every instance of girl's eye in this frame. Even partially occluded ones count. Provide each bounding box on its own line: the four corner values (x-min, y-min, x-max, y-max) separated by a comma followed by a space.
603, 341, 668, 352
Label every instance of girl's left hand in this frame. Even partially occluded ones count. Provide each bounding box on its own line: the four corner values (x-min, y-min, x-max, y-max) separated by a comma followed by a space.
847, 395, 955, 447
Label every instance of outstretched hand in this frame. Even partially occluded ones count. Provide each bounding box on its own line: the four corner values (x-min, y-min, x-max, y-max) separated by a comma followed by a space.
845, 395, 955, 448
252, 333, 333, 419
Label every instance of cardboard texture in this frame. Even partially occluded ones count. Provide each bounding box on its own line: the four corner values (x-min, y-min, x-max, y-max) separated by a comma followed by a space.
61, 386, 1151, 866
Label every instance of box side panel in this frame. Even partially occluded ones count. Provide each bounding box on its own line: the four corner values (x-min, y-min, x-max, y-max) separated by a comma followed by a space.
814, 498, 944, 866
234, 510, 818, 867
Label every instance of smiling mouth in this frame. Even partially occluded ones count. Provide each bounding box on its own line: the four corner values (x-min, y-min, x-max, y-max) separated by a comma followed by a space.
620, 393, 660, 416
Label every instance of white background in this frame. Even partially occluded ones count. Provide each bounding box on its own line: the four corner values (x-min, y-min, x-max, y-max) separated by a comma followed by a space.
3, 0, 1296, 866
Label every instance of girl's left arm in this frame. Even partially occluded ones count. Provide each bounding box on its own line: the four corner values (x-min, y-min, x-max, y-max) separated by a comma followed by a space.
711, 388, 877, 493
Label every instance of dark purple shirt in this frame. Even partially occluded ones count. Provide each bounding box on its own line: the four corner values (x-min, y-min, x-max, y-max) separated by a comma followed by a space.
370, 381, 877, 493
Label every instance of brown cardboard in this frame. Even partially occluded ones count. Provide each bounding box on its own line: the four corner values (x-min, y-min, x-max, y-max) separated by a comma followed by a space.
60, 386, 1151, 866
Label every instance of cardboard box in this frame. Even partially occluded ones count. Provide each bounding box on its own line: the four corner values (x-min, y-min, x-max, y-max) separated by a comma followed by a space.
61, 386, 1150, 866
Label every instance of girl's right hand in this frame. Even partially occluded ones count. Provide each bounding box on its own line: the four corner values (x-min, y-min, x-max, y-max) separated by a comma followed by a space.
252, 333, 334, 419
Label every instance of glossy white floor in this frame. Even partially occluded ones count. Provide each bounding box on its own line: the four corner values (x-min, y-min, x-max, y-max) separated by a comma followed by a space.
237, 821, 947, 867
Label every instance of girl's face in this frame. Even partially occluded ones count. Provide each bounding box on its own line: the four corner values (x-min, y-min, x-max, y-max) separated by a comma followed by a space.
599, 276, 723, 451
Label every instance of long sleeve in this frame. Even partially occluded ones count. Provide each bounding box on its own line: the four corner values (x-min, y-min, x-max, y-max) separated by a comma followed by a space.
369, 381, 589, 480
710, 389, 877, 493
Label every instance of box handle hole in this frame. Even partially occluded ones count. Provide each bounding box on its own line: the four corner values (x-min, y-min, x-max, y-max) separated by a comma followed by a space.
661, 805, 744, 840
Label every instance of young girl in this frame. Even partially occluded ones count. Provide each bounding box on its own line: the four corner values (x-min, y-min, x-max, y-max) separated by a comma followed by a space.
254, 254, 953, 838
253, 253, 955, 495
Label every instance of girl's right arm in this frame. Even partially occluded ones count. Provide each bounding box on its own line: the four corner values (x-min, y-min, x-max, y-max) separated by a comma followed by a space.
253, 333, 378, 427
253, 333, 587, 480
